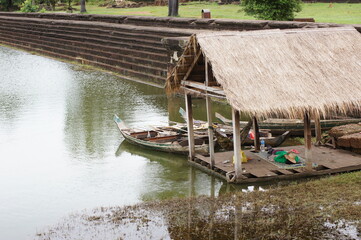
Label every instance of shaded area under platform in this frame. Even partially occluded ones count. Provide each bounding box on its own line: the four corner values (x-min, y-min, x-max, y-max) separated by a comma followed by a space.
191, 146, 361, 183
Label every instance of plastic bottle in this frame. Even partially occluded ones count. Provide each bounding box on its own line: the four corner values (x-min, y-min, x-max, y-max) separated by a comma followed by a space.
260, 139, 265, 152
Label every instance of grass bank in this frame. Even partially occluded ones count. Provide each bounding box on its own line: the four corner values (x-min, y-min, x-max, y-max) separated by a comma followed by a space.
70, 2, 361, 24
36, 171, 361, 239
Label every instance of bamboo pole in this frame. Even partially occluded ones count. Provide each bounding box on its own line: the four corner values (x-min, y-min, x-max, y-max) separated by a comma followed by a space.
253, 116, 260, 152
232, 108, 242, 179
185, 93, 195, 160
205, 57, 215, 168
304, 112, 313, 171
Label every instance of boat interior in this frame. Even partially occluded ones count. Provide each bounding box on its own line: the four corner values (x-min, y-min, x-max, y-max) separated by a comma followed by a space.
129, 130, 207, 146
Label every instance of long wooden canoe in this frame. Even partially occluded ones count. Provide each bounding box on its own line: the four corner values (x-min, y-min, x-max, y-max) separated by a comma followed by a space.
215, 112, 361, 136
215, 128, 291, 150
114, 115, 209, 155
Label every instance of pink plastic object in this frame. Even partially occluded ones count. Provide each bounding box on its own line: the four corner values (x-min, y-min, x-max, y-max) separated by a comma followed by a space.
289, 149, 300, 154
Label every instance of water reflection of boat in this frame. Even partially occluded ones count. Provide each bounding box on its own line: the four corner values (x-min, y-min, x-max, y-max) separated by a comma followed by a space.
114, 114, 209, 155
116, 140, 186, 166
216, 112, 361, 136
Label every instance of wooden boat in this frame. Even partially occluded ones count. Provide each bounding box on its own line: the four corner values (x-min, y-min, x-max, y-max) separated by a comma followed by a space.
215, 128, 291, 150
178, 107, 273, 140
114, 115, 209, 155
215, 112, 361, 136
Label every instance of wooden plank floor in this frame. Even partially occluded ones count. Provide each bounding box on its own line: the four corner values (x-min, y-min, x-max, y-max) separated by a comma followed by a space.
190, 146, 361, 183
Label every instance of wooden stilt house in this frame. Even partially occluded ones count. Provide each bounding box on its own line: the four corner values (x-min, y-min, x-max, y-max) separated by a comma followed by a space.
165, 27, 361, 183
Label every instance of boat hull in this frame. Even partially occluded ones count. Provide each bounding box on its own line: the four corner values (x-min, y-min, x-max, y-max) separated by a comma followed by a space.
114, 114, 209, 155
215, 112, 361, 136
120, 131, 209, 155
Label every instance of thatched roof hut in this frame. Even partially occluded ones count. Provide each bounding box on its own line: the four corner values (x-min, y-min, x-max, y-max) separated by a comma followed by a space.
166, 27, 361, 119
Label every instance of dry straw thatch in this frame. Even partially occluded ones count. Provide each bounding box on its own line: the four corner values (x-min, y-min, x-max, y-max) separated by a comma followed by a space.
166, 27, 361, 119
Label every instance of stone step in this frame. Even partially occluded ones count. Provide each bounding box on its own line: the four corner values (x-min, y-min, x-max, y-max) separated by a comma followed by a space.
0, 15, 197, 84
0, 16, 192, 38
0, 28, 167, 77
0, 38, 166, 85
0, 24, 169, 61
0, 19, 169, 53
0, 24, 169, 67
0, 18, 167, 48
5, 25, 167, 54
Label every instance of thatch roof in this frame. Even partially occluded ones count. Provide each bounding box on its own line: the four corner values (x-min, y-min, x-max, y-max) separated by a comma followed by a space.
166, 27, 361, 118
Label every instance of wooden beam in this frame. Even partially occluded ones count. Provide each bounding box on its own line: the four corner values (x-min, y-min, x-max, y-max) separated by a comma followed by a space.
232, 108, 242, 179
314, 113, 322, 146
185, 93, 195, 160
182, 80, 225, 96
207, 81, 219, 87
253, 116, 260, 152
182, 50, 202, 82
205, 57, 215, 168
182, 86, 227, 100
182, 55, 194, 59
304, 112, 313, 171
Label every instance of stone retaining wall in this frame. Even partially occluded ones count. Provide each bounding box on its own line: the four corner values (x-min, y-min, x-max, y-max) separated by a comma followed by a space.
2, 12, 360, 31
0, 12, 359, 86
308, 0, 361, 2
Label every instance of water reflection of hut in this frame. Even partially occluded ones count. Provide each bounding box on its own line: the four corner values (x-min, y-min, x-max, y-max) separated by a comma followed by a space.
165, 27, 361, 183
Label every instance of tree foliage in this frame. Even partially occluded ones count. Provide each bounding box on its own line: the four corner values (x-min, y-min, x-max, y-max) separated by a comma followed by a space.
0, 0, 77, 11
242, 0, 302, 21
0, 0, 22, 11
20, 0, 38, 12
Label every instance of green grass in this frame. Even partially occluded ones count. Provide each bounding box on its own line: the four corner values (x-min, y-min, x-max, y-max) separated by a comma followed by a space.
298, 3, 361, 24
65, 2, 361, 24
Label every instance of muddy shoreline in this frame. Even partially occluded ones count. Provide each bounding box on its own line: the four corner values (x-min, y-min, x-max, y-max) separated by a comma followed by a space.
36, 171, 361, 240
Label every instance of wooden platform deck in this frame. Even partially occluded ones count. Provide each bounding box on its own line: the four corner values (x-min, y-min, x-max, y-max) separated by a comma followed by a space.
190, 145, 361, 183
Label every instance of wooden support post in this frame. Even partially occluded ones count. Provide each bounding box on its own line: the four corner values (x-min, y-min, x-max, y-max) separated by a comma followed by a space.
185, 93, 195, 160
232, 108, 242, 180
314, 114, 322, 146
253, 116, 260, 152
206, 94, 215, 167
304, 112, 313, 171
205, 57, 215, 168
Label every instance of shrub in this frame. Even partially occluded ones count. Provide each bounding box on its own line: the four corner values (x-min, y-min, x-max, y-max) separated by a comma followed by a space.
20, 0, 38, 12
0, 0, 22, 11
242, 0, 302, 21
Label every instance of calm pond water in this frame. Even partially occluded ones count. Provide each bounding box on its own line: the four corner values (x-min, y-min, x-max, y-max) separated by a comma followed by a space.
0, 46, 264, 239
